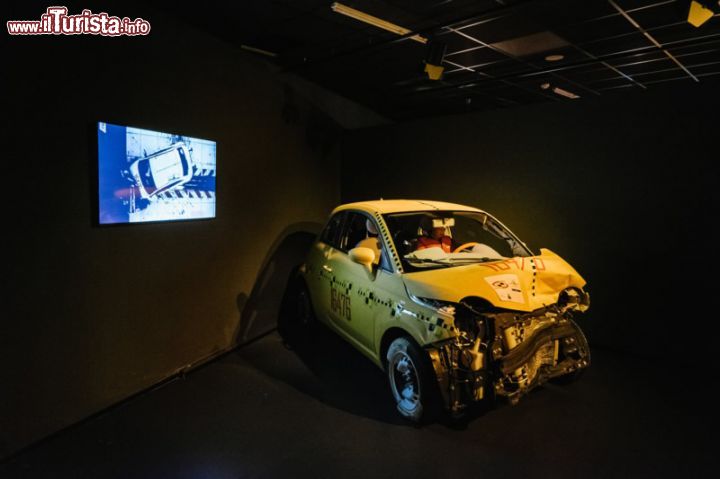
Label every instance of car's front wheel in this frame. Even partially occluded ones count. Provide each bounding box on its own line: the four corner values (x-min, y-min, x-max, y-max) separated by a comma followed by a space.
386, 337, 436, 422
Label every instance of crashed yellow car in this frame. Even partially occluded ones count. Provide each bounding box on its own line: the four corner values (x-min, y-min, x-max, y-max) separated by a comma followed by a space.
293, 199, 590, 421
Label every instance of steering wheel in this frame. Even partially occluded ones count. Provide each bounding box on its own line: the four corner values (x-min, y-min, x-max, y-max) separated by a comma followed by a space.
453, 242, 480, 253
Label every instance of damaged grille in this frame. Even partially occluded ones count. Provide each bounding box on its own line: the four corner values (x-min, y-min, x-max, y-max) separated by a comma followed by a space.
427, 299, 591, 414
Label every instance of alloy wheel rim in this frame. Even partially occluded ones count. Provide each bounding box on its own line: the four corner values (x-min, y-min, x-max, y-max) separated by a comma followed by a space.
390, 351, 420, 412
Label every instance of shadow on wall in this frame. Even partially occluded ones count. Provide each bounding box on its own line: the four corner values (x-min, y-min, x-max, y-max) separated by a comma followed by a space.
233, 222, 322, 346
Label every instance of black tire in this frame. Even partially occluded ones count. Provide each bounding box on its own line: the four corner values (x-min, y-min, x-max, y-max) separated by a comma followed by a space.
386, 336, 439, 423
278, 275, 316, 343
294, 281, 316, 330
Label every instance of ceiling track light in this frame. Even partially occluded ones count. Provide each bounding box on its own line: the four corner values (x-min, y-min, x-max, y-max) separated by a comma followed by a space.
541, 82, 580, 99
240, 44, 277, 58
331, 2, 427, 43
688, 0, 718, 27
331, 3, 447, 80
424, 40, 447, 80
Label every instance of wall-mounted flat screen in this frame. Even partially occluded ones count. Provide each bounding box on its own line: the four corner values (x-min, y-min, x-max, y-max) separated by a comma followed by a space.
97, 122, 216, 224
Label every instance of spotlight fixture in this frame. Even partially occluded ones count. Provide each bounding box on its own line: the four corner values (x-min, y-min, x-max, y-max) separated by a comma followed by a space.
330, 2, 427, 43
541, 82, 580, 99
424, 40, 447, 80
240, 44, 277, 58
331, 2, 447, 80
545, 54, 565, 62
688, 0, 717, 27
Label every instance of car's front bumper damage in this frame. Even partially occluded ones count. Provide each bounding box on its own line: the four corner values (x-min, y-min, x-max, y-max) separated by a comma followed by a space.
425, 294, 590, 415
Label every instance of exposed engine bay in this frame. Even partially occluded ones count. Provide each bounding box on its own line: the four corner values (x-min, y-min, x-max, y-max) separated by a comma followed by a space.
426, 288, 591, 414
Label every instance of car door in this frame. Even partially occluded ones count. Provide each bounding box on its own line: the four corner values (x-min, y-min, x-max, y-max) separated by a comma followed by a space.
305, 211, 346, 327
323, 211, 389, 353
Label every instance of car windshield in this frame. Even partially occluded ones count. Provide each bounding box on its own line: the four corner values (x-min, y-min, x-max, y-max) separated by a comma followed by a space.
382, 210, 533, 272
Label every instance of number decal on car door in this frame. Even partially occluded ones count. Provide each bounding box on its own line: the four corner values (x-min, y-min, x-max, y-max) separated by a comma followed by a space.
330, 285, 352, 321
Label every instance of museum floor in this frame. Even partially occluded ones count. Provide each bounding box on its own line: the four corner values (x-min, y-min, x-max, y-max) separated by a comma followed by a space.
1, 326, 709, 478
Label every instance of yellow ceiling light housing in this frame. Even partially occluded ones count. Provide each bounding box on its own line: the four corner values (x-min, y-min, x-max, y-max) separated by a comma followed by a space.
424, 64, 445, 80
331, 2, 427, 43
688, 0, 715, 27
424, 40, 447, 81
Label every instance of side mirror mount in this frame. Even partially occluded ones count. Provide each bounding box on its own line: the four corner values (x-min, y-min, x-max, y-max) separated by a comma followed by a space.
349, 247, 375, 273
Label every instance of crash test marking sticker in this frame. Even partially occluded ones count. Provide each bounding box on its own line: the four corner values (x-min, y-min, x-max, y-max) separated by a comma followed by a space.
484, 274, 524, 304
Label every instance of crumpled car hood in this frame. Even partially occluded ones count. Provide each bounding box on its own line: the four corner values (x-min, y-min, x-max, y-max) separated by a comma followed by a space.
402, 248, 586, 312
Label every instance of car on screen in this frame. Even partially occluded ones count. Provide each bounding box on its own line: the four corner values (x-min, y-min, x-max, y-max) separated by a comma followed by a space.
288, 199, 591, 421
128, 142, 194, 199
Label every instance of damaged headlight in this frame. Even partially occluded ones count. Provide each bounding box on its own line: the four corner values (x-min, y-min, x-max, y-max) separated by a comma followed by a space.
409, 295, 484, 341
558, 288, 590, 313
410, 295, 457, 316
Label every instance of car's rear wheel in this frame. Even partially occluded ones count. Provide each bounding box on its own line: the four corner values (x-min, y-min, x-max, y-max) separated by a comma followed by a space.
294, 281, 315, 329
386, 337, 436, 422
278, 275, 315, 344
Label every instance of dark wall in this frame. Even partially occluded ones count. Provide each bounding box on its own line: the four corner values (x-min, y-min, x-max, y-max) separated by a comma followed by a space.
3, 1, 340, 457
340, 84, 718, 362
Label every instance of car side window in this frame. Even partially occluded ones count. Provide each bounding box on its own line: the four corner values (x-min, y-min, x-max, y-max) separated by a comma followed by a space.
339, 212, 369, 252
320, 212, 345, 249
338, 212, 393, 272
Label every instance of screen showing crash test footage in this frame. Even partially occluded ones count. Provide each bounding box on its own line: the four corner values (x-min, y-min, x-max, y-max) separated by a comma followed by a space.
97, 122, 216, 224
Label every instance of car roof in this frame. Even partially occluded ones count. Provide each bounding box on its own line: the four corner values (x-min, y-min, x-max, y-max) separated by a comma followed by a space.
333, 199, 484, 215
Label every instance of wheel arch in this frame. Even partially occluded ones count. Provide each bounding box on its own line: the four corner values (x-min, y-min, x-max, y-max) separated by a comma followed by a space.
459, 295, 498, 313
379, 327, 423, 371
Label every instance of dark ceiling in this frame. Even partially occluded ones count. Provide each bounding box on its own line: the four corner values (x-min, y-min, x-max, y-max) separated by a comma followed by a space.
153, 0, 720, 120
